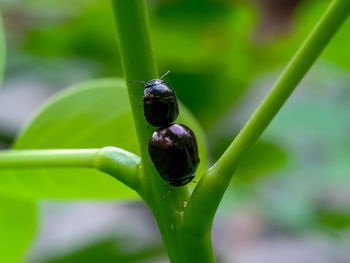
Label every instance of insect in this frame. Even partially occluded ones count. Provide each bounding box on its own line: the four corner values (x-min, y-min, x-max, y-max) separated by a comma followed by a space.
129, 71, 179, 127
148, 123, 200, 187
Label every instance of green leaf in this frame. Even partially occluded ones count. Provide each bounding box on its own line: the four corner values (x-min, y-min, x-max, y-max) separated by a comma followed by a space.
0, 197, 37, 263
235, 140, 287, 182
0, 78, 206, 199
41, 240, 165, 263
0, 12, 5, 85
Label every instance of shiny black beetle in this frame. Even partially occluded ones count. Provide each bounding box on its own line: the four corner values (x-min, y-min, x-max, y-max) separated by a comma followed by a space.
129, 71, 179, 127
148, 123, 200, 187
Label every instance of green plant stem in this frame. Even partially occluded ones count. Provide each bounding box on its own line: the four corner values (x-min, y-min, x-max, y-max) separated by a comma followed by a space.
111, 0, 165, 203
0, 147, 141, 191
111, 1, 213, 262
111, 0, 157, 162
185, 0, 350, 234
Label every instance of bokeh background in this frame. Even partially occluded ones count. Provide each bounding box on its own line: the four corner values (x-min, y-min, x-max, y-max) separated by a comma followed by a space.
0, 0, 350, 262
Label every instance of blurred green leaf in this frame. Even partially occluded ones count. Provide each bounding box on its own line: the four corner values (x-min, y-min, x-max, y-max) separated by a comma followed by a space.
0, 78, 206, 199
3, 0, 96, 14
235, 140, 288, 182
317, 210, 350, 230
151, 3, 257, 126
0, 12, 5, 85
0, 197, 37, 263
46, 240, 165, 263
24, 1, 122, 76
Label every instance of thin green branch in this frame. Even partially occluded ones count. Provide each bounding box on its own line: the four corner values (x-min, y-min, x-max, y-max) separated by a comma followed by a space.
94, 147, 141, 191
0, 147, 141, 191
185, 0, 350, 234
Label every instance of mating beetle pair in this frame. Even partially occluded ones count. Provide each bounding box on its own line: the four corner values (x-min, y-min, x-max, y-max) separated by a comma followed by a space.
130, 71, 200, 187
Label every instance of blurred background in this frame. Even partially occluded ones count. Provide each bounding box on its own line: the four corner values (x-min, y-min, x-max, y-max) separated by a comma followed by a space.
1, 0, 350, 262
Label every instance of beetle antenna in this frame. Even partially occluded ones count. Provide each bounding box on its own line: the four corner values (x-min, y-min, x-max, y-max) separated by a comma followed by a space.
129, 81, 146, 87
160, 70, 170, 80
160, 186, 174, 202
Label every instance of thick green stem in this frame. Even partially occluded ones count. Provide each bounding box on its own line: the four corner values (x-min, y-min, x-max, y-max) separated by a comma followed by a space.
185, 0, 350, 234
111, 0, 163, 204
0, 147, 141, 191
111, 0, 214, 262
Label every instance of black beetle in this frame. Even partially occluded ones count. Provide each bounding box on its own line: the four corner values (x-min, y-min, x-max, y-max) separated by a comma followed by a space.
129, 71, 179, 127
148, 123, 200, 187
